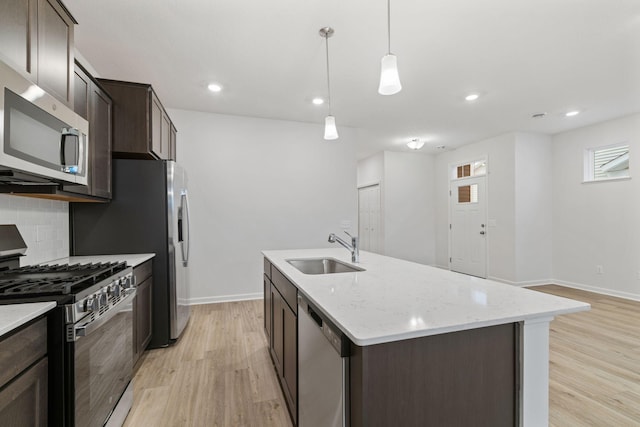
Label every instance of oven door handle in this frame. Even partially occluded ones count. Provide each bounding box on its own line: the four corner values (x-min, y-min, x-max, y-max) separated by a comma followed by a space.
73, 289, 136, 341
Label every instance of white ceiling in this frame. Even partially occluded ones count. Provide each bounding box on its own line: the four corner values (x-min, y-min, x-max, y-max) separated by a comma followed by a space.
66, 0, 640, 159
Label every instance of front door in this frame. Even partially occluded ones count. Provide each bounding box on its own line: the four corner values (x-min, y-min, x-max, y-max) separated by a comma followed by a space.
450, 176, 487, 278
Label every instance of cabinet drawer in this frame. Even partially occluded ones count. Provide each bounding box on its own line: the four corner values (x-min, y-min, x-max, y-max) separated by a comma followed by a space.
271, 267, 297, 314
264, 258, 271, 279
0, 356, 48, 426
134, 260, 152, 285
0, 317, 47, 389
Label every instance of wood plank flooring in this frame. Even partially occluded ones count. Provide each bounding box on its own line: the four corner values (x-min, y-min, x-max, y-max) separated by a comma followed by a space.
125, 286, 640, 426
531, 285, 640, 426
124, 301, 292, 427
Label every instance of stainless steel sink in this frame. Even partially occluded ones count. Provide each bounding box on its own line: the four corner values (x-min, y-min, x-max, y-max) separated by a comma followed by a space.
287, 258, 365, 275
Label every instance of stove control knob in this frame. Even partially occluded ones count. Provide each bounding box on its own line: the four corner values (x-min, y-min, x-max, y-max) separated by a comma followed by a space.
84, 297, 98, 312
110, 283, 121, 297
98, 292, 108, 307
121, 276, 132, 289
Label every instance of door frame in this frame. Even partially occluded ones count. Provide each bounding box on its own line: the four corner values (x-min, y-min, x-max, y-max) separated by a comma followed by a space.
357, 181, 383, 254
447, 157, 489, 277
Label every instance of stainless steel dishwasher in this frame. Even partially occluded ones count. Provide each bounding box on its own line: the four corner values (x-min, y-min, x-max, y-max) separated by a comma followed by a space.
298, 294, 350, 427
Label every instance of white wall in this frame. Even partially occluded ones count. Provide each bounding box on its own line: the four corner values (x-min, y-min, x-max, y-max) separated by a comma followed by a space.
168, 109, 358, 303
514, 133, 553, 283
551, 113, 640, 299
435, 134, 517, 282
383, 152, 436, 265
357, 151, 436, 265
0, 195, 69, 265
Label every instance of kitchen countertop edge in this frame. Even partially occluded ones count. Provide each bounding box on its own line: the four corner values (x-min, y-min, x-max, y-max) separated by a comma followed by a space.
0, 302, 57, 338
263, 249, 590, 346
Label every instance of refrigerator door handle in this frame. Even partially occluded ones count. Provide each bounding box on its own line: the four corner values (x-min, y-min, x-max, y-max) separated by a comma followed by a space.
180, 191, 191, 266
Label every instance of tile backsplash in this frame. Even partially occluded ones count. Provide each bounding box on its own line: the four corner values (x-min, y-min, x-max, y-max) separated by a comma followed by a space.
0, 194, 69, 265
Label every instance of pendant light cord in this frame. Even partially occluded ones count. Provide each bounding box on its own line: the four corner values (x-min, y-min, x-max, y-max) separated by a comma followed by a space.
325, 34, 332, 116
387, 0, 391, 54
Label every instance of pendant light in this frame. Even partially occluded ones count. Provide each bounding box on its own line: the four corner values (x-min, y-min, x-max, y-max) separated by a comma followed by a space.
320, 27, 339, 140
378, 0, 402, 95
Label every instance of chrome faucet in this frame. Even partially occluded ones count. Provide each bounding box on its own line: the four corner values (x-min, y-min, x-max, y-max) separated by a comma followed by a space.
328, 231, 359, 263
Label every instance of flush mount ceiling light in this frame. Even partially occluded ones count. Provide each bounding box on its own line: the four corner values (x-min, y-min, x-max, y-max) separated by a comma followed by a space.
565, 110, 580, 117
207, 83, 222, 93
320, 27, 339, 140
378, 0, 402, 95
407, 138, 425, 150
312, 97, 325, 105
465, 93, 479, 101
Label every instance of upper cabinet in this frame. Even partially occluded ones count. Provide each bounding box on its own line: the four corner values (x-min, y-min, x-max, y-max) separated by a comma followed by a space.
64, 62, 112, 199
97, 80, 177, 161
0, 0, 76, 107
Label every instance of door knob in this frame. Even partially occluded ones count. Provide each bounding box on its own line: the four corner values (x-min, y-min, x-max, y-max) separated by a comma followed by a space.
480, 231, 486, 235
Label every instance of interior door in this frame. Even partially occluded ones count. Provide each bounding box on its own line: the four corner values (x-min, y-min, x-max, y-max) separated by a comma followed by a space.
450, 176, 487, 278
358, 185, 381, 253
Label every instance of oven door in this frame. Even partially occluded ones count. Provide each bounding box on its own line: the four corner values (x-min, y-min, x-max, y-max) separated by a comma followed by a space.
73, 289, 135, 427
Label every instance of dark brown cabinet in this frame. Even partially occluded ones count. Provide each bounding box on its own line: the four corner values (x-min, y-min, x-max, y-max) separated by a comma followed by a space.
96, 79, 177, 160
0, 0, 75, 107
66, 62, 112, 199
264, 258, 297, 424
0, 317, 48, 426
132, 260, 153, 369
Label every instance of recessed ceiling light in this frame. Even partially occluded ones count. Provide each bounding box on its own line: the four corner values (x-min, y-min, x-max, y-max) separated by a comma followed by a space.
407, 138, 425, 150
565, 110, 580, 117
465, 93, 479, 101
312, 97, 324, 105
207, 83, 222, 93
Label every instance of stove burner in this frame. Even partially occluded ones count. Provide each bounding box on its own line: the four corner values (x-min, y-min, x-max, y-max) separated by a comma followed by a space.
0, 262, 128, 296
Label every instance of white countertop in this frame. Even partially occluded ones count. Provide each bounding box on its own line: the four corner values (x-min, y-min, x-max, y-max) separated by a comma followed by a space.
0, 302, 56, 338
43, 253, 155, 268
263, 249, 590, 346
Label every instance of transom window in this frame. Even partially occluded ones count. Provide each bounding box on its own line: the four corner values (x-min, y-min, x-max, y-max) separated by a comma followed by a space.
452, 160, 486, 180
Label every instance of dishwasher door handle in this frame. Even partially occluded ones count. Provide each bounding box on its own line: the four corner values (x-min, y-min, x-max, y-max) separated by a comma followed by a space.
308, 305, 323, 328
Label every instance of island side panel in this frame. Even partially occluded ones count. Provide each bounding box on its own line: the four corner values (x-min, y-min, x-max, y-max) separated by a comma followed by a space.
350, 323, 517, 427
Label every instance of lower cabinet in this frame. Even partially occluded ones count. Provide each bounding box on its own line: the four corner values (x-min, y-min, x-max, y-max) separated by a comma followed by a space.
132, 260, 153, 369
264, 259, 298, 425
0, 317, 48, 426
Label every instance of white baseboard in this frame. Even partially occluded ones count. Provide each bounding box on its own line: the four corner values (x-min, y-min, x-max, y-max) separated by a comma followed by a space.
546, 279, 640, 302
188, 292, 263, 305
487, 276, 552, 287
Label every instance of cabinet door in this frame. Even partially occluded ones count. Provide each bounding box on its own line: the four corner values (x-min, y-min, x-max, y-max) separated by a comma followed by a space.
73, 65, 89, 120
170, 123, 177, 161
283, 305, 297, 414
0, 357, 47, 426
89, 82, 112, 198
264, 275, 272, 345
136, 277, 153, 355
0, 0, 37, 80
161, 111, 170, 160
37, 0, 74, 107
151, 93, 163, 159
271, 288, 284, 374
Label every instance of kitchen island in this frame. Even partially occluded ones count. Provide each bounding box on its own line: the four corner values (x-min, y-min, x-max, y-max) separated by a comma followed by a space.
262, 248, 589, 427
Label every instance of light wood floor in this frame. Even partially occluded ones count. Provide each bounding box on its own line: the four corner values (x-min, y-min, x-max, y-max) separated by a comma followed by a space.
124, 301, 292, 427
124, 286, 640, 426
531, 285, 640, 426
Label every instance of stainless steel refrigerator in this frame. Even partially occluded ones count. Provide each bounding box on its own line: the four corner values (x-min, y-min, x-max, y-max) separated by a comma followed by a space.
70, 159, 191, 348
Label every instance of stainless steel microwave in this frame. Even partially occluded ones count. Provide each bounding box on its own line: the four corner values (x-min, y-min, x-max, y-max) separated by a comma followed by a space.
0, 61, 88, 186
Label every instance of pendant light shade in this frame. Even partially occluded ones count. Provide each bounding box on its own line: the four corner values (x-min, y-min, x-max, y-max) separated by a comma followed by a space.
378, 54, 402, 95
379, 0, 401, 95
320, 27, 339, 140
324, 115, 339, 140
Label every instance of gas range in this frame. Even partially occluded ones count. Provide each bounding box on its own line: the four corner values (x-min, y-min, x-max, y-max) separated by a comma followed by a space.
0, 227, 136, 427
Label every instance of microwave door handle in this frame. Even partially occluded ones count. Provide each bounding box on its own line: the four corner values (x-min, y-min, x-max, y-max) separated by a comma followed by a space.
60, 128, 79, 173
